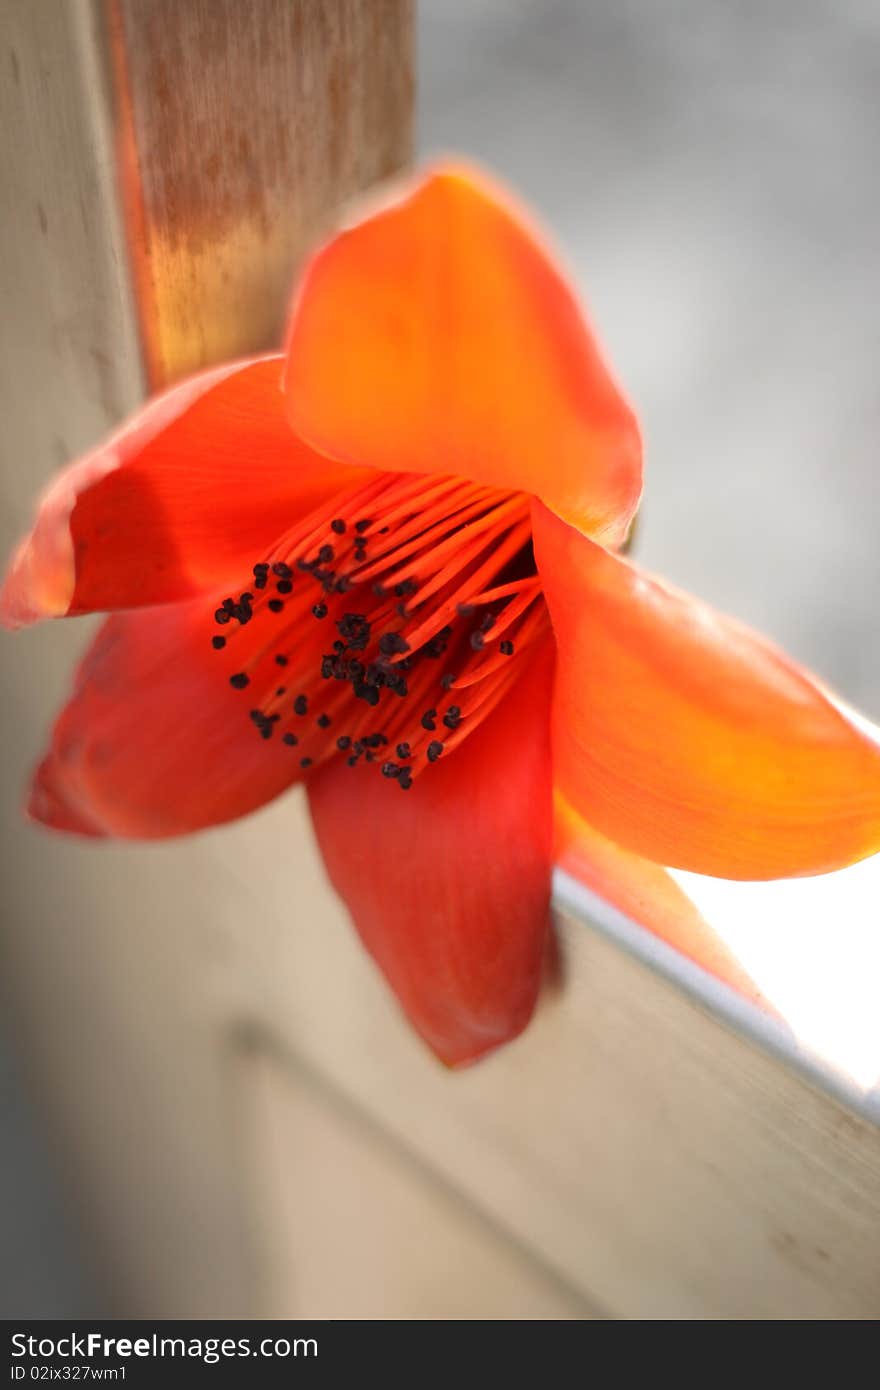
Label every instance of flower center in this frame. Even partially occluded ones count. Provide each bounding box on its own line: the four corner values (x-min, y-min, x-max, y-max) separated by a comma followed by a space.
210, 471, 549, 787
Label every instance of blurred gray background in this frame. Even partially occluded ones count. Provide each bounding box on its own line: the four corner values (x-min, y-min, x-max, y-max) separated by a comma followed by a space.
3, 0, 879, 1316
420, 0, 880, 715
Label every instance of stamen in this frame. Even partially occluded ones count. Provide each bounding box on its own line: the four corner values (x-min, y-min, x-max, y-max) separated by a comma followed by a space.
213, 470, 549, 784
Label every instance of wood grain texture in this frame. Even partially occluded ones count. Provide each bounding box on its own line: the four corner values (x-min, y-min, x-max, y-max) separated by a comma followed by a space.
107, 0, 414, 385
4, 0, 880, 1322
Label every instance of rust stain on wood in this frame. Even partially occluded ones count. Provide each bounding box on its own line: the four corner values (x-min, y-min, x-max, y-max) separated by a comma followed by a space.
104, 0, 413, 387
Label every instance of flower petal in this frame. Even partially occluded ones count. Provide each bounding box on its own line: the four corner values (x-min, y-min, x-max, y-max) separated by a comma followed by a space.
1, 355, 367, 629
28, 594, 310, 838
284, 163, 641, 545
554, 793, 769, 1006
307, 641, 556, 1065
534, 501, 880, 879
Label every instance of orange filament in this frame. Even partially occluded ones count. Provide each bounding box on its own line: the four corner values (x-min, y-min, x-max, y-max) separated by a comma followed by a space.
210, 471, 550, 787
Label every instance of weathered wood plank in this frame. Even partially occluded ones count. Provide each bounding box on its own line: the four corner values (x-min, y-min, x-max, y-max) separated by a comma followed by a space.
107, 0, 413, 385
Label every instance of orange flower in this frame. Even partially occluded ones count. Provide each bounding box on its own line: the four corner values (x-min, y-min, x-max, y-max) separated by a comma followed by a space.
4, 163, 880, 1065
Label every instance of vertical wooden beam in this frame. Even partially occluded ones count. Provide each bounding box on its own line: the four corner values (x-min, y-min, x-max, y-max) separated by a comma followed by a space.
106, 0, 413, 386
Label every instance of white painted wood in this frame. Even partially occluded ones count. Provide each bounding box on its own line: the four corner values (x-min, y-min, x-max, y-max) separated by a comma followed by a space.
3, 0, 880, 1324
238, 1047, 595, 1320
1, 0, 145, 523
212, 793, 880, 1322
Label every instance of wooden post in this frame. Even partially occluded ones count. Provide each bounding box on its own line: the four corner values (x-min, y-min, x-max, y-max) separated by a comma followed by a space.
105, 0, 413, 388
